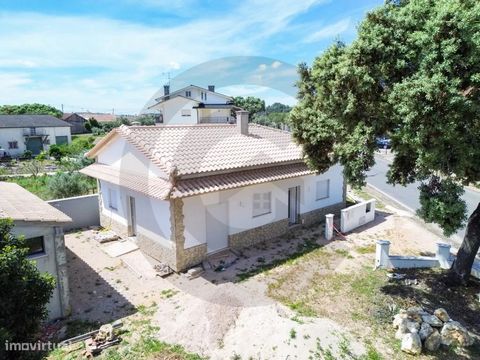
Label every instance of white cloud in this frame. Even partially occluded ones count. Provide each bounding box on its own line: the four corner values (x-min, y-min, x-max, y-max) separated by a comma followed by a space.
304, 18, 351, 43
271, 60, 282, 69
0, 0, 324, 112
258, 64, 267, 71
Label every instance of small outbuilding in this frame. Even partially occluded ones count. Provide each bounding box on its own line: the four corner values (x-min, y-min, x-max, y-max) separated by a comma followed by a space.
0, 182, 72, 320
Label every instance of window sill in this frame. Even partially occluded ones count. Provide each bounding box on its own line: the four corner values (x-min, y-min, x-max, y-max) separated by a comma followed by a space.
28, 252, 48, 260
252, 211, 272, 218
316, 196, 330, 201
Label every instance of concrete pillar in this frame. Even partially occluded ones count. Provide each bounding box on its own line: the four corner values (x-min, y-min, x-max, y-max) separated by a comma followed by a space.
436, 243, 452, 269
53, 226, 71, 317
325, 214, 334, 241
375, 240, 391, 269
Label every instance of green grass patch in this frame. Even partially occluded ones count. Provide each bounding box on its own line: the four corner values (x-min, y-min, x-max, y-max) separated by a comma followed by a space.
287, 301, 317, 317
160, 289, 179, 299
334, 248, 354, 258
355, 244, 376, 254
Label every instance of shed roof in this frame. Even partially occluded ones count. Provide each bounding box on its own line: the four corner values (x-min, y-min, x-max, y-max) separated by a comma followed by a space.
0, 115, 71, 128
0, 182, 72, 223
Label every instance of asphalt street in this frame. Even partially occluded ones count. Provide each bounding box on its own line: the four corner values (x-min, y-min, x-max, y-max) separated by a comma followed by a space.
366, 154, 480, 242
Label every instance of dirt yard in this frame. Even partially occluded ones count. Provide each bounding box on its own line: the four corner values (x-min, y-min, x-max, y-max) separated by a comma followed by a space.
56, 189, 480, 360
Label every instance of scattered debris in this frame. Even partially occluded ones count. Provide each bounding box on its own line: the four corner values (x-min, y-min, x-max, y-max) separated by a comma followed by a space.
387, 273, 406, 280
185, 266, 204, 280
393, 307, 473, 355
59, 320, 123, 348
94, 231, 119, 244
83, 323, 121, 358
154, 263, 174, 277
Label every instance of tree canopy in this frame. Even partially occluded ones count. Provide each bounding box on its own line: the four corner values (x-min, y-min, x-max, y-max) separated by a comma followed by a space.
232, 96, 265, 119
291, 0, 480, 283
0, 103, 63, 118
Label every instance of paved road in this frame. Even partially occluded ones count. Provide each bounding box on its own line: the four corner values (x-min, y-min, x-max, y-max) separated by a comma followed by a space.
366, 154, 480, 242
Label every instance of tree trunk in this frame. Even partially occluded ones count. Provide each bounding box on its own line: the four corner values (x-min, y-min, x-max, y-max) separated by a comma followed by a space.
447, 202, 480, 285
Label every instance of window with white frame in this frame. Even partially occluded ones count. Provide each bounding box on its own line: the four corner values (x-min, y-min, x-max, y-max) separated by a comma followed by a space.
108, 188, 118, 210
181, 109, 191, 116
8, 141, 18, 149
316, 179, 330, 200
252, 192, 271, 217
185, 90, 191, 97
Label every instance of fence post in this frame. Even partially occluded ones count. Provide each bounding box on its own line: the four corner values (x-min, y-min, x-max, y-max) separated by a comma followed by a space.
325, 214, 334, 241
436, 243, 452, 269
375, 240, 391, 269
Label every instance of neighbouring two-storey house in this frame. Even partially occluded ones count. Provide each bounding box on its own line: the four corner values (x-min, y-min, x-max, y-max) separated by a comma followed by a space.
81, 111, 346, 272
0, 115, 72, 156
148, 85, 241, 125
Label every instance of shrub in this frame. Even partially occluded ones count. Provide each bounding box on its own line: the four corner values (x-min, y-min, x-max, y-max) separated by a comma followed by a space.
47, 172, 90, 199
22, 150, 33, 159
0, 219, 56, 359
48, 144, 66, 161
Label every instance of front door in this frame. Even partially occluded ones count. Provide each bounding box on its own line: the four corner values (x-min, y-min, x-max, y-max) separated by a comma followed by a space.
127, 196, 137, 236
206, 202, 228, 253
288, 186, 300, 225
26, 137, 43, 155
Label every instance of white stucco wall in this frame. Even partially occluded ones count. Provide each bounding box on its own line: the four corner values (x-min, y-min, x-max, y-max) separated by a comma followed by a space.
176, 87, 230, 104
10, 224, 64, 320
99, 180, 172, 248
0, 126, 71, 156
340, 199, 376, 233
182, 165, 344, 248
96, 135, 166, 178
151, 97, 199, 125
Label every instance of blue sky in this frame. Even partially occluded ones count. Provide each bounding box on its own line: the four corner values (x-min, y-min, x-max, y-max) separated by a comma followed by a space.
0, 0, 382, 114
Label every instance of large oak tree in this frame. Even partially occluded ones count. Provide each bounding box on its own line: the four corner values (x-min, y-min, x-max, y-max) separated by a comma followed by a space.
290, 0, 480, 284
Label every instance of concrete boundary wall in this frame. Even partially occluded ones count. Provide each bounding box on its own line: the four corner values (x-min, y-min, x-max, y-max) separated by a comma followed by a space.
375, 240, 480, 280
340, 199, 376, 233
48, 194, 100, 231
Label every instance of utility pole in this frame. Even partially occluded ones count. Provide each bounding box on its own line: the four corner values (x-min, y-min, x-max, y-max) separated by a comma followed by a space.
61, 104, 64, 112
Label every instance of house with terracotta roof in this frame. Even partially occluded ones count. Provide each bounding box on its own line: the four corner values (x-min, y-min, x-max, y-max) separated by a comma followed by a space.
148, 84, 240, 125
0, 182, 71, 320
80, 111, 345, 271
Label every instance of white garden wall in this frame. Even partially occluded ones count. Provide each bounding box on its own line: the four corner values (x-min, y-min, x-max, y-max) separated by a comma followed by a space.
340, 199, 376, 233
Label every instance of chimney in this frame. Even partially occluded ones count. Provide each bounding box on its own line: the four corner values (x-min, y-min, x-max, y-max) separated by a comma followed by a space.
236, 110, 249, 135
208, 85, 215, 92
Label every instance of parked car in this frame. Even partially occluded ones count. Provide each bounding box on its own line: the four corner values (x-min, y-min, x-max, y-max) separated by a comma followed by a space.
376, 137, 391, 149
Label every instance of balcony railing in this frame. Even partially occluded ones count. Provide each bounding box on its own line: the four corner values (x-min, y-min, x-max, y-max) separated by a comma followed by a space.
198, 116, 235, 124
23, 128, 47, 136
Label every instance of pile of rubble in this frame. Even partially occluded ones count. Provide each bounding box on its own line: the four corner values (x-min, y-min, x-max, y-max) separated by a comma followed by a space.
393, 307, 474, 355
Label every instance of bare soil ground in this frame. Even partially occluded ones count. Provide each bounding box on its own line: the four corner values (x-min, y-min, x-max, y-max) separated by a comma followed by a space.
57, 190, 480, 359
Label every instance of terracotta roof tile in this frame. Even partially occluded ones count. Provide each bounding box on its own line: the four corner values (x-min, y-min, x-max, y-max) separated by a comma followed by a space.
88, 124, 304, 176
0, 182, 72, 223
80, 163, 172, 200
172, 162, 315, 197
